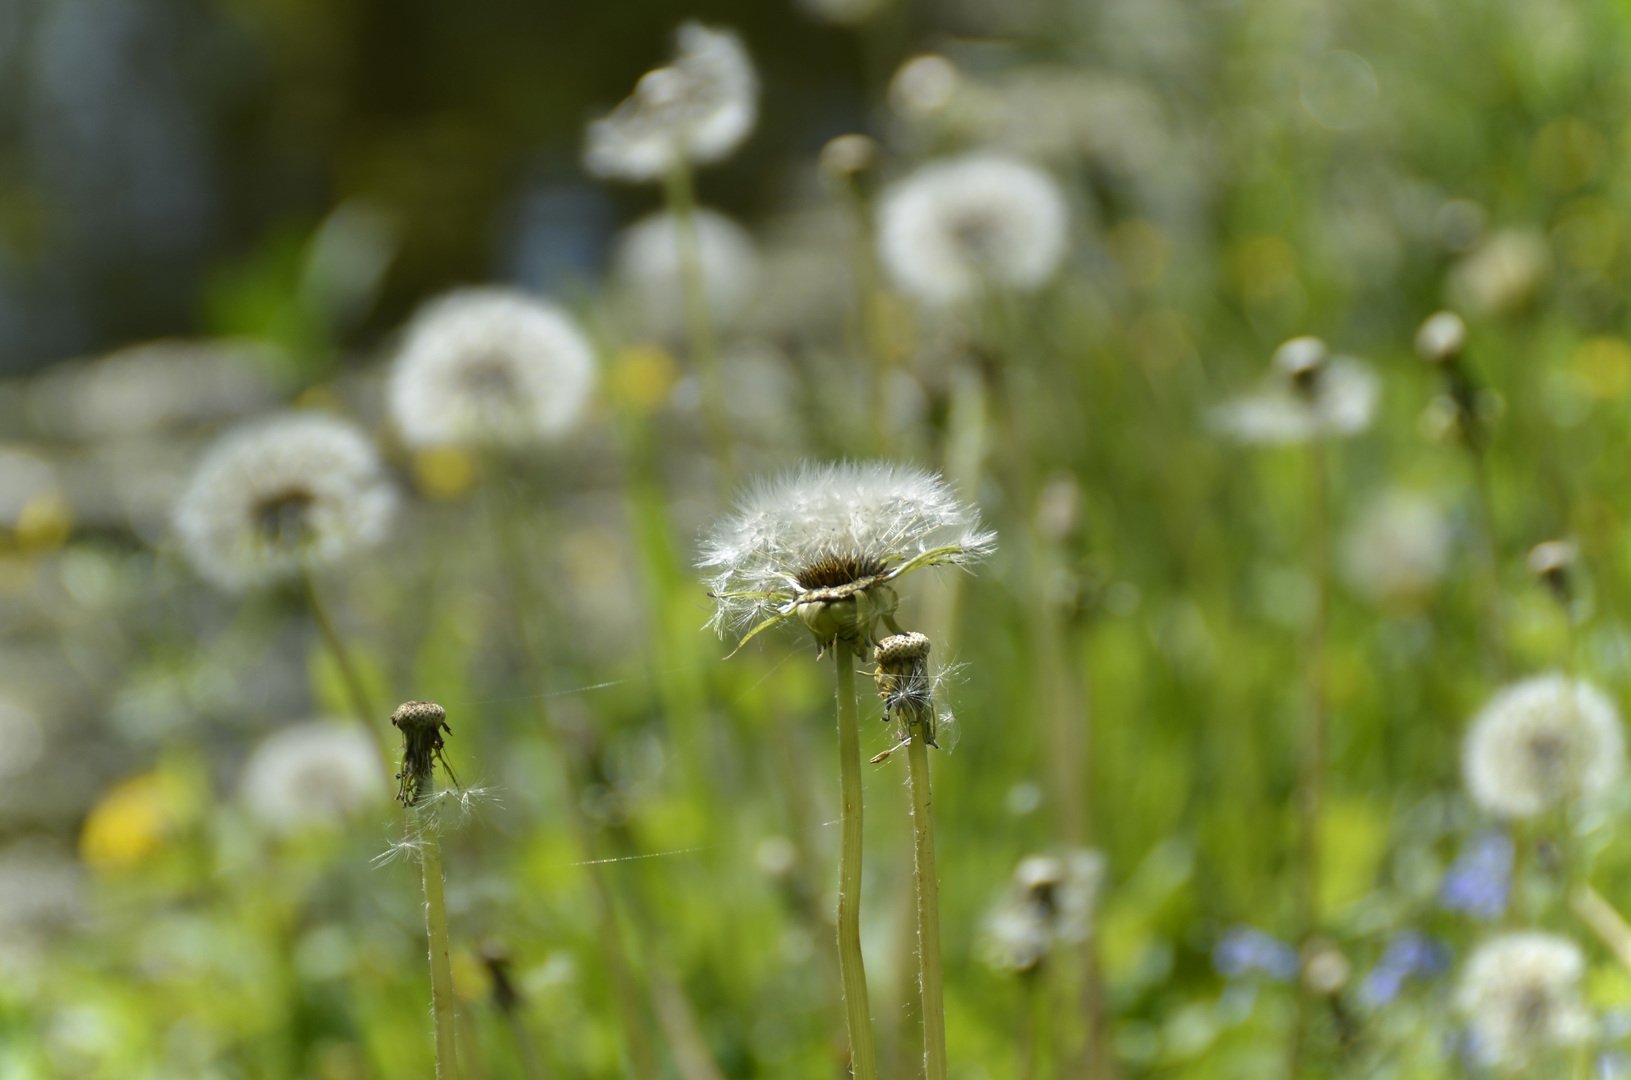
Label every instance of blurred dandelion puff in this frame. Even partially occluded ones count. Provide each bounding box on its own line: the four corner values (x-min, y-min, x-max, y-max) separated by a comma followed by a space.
1209, 336, 1378, 444
1457, 931, 1591, 1069
699, 462, 995, 657
612, 208, 760, 341
583, 22, 757, 182
1462, 673, 1624, 819
980, 850, 1105, 974
173, 412, 397, 591
388, 288, 597, 450
239, 721, 386, 836
877, 153, 1069, 306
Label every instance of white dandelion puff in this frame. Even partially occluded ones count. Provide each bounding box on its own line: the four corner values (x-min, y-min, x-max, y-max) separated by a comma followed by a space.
877, 153, 1069, 306
1462, 673, 1624, 819
173, 412, 397, 592
240, 721, 387, 836
980, 849, 1105, 974
1340, 490, 1452, 607
1210, 336, 1378, 444
1447, 228, 1550, 318
1457, 932, 1592, 1069
611, 208, 760, 341
388, 288, 597, 450
699, 462, 994, 655
583, 22, 757, 183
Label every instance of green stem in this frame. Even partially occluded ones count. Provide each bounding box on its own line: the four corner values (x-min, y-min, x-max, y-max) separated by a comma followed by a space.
834, 653, 879, 1080
662, 159, 735, 486
906, 732, 948, 1080
300, 566, 390, 770
1468, 445, 1508, 679
413, 805, 462, 1080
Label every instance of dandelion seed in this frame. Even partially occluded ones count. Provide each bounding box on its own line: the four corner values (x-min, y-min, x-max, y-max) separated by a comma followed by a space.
239, 721, 386, 835
173, 412, 397, 592
1462, 673, 1624, 819
612, 208, 760, 341
699, 462, 995, 656
583, 22, 757, 183
1210, 336, 1378, 444
1457, 931, 1591, 1069
876, 153, 1069, 306
388, 288, 597, 450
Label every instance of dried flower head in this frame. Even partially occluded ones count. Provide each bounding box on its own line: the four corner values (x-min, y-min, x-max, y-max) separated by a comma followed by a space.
1457, 932, 1591, 1069
391, 700, 458, 808
583, 22, 757, 183
877, 153, 1069, 306
872, 631, 951, 753
388, 288, 597, 450
174, 412, 397, 592
612, 208, 760, 341
240, 721, 386, 835
1462, 673, 1624, 819
699, 463, 994, 656
1210, 336, 1378, 444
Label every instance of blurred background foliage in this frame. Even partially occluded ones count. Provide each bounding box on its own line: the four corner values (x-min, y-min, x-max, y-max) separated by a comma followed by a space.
8, 0, 1631, 1077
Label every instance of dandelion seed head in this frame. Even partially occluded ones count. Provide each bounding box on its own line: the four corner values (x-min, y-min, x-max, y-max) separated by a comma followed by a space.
979, 902, 1051, 974
982, 848, 1104, 974
877, 154, 1069, 306
1416, 310, 1467, 365
583, 23, 757, 182
1457, 932, 1591, 1068
173, 412, 397, 592
1462, 673, 1624, 819
239, 721, 386, 836
388, 288, 597, 450
1448, 228, 1550, 317
699, 462, 994, 653
1210, 339, 1378, 444
612, 208, 759, 341
1341, 490, 1452, 607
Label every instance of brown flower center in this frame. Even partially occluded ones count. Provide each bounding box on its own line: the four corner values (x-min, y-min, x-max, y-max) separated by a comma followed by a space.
795, 553, 888, 591
252, 488, 316, 545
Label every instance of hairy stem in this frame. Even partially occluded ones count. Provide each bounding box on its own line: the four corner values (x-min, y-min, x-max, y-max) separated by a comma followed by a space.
834, 653, 879, 1080
414, 804, 462, 1079
906, 731, 948, 1080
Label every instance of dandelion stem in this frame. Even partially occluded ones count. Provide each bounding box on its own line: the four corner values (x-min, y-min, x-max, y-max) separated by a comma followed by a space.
906, 728, 948, 1080
1468, 447, 1508, 678
834, 652, 879, 1080
662, 158, 735, 486
1289, 438, 1331, 1078
300, 566, 389, 769
415, 805, 462, 1080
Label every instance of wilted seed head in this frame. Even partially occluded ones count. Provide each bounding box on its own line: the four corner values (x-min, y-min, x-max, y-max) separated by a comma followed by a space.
1527, 539, 1579, 604
877, 154, 1069, 306
1210, 337, 1377, 445
583, 22, 757, 183
388, 288, 597, 450
874, 631, 939, 744
391, 700, 458, 808
174, 412, 397, 592
1462, 673, 1624, 819
699, 462, 995, 657
1457, 932, 1591, 1069
1415, 310, 1468, 365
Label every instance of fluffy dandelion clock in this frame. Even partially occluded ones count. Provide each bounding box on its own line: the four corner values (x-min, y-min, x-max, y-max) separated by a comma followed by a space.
174, 412, 397, 591
388, 288, 597, 450
240, 721, 386, 836
1457, 932, 1591, 1068
1210, 336, 1378, 444
612, 208, 759, 340
1462, 673, 1624, 819
700, 463, 994, 656
584, 22, 757, 182
1340, 490, 1451, 606
877, 153, 1069, 306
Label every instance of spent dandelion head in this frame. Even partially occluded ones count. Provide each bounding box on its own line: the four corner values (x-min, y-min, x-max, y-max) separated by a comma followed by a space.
391, 700, 459, 809
388, 288, 597, 451
1457, 931, 1591, 1069
877, 153, 1069, 306
173, 412, 397, 592
871, 631, 959, 757
699, 462, 994, 657
1462, 673, 1624, 820
583, 22, 757, 183
1209, 336, 1378, 445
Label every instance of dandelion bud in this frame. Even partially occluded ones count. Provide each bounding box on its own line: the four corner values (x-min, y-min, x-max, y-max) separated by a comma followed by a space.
1527, 539, 1578, 604
820, 134, 879, 181
1415, 310, 1467, 365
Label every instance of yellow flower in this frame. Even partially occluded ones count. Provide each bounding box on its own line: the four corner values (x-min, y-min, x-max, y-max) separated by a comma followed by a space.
80, 772, 170, 871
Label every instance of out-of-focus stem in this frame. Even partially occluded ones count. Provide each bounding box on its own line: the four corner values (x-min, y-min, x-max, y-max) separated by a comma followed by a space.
300, 566, 390, 770
662, 159, 735, 486
906, 731, 948, 1080
834, 653, 879, 1080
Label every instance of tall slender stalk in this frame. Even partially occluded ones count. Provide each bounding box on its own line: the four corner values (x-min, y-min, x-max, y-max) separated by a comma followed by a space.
905, 731, 947, 1080
662, 159, 735, 486
300, 566, 391, 770
1289, 438, 1331, 1078
834, 652, 879, 1080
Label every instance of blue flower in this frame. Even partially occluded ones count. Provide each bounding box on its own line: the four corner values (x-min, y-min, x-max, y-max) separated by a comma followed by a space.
1214, 927, 1299, 982
1358, 931, 1452, 1007
1439, 831, 1512, 921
